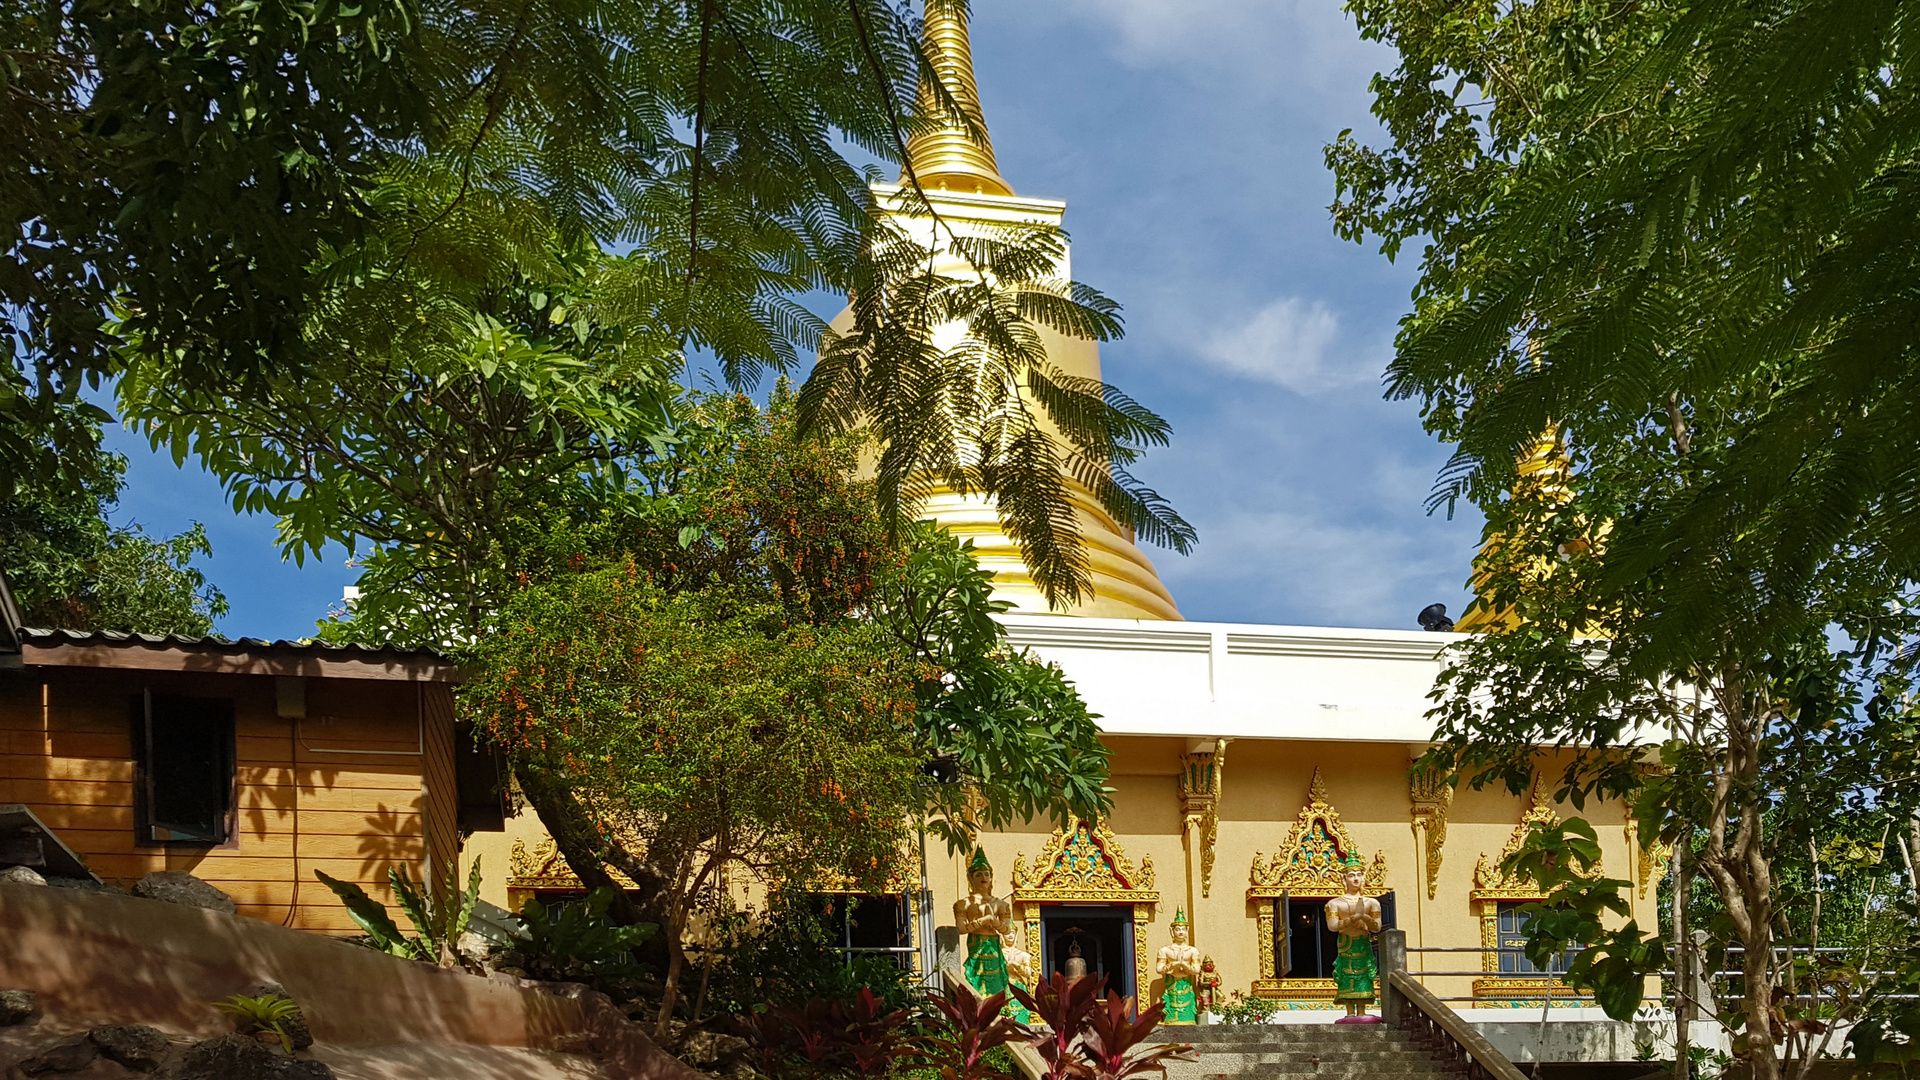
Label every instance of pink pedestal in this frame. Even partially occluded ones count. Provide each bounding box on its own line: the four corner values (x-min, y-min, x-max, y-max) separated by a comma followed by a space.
1333, 1014, 1383, 1024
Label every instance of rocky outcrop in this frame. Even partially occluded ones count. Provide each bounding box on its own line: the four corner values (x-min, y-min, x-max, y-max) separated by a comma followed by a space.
130, 872, 236, 915
44, 877, 125, 896
88, 1025, 173, 1072
0, 989, 34, 1026
0, 867, 45, 888
161, 1035, 334, 1080
11, 1035, 97, 1077
7, 1028, 336, 1080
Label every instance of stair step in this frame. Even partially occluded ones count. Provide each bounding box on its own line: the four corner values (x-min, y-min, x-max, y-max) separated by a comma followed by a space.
1150, 1025, 1451, 1079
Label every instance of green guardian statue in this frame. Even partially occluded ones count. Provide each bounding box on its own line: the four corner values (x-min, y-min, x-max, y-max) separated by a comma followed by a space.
1324, 853, 1382, 1017
955, 848, 1013, 996
1155, 907, 1201, 1023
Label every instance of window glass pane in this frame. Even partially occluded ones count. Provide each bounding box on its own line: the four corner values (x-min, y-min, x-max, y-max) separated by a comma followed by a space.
846, 895, 908, 951
1496, 901, 1579, 975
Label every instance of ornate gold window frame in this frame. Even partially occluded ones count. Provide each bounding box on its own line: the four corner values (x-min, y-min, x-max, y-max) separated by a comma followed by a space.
1246, 769, 1388, 1002
507, 837, 636, 913
1011, 821, 1159, 1003
508, 839, 924, 973
1468, 788, 1600, 1005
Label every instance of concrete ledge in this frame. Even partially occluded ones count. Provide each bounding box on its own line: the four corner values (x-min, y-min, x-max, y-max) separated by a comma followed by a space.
0, 882, 702, 1080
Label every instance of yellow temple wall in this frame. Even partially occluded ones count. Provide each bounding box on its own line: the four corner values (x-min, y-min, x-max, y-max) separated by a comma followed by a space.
932, 734, 1659, 1012
463, 730, 1660, 1013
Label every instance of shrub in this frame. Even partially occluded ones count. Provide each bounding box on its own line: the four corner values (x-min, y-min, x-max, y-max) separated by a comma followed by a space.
214, 994, 298, 1051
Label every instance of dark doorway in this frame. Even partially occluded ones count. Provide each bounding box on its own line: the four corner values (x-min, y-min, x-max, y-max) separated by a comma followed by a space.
1039, 904, 1133, 999
1273, 893, 1397, 979
1281, 898, 1340, 978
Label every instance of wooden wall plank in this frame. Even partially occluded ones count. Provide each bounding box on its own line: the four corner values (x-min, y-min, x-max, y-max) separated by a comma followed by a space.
3, 669, 440, 924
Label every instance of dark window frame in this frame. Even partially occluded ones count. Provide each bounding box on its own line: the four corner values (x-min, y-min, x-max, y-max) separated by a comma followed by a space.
130, 690, 238, 849
809, 892, 915, 972
1495, 900, 1579, 975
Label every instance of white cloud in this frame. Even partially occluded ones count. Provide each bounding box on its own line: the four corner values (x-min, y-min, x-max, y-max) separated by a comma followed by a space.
1156, 505, 1468, 629
1197, 296, 1376, 393
1045, 0, 1394, 104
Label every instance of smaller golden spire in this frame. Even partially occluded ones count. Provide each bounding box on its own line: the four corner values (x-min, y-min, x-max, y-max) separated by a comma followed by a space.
903, 0, 1014, 197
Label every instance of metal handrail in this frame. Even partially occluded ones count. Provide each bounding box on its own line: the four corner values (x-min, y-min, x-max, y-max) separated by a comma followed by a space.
1388, 969, 1531, 1080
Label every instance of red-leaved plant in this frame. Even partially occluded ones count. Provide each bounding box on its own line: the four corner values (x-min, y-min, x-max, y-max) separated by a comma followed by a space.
752, 988, 912, 1080
1012, 972, 1104, 1080
913, 979, 1026, 1080
1079, 994, 1195, 1080
1010, 972, 1195, 1080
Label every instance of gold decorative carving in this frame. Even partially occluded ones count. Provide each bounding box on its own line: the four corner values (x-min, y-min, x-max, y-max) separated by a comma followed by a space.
1409, 766, 1454, 900
1255, 906, 1276, 990
1625, 794, 1673, 900
1247, 768, 1389, 899
1247, 769, 1389, 999
1015, 821, 1159, 902
1179, 743, 1225, 898
1012, 821, 1160, 1006
1473, 977, 1590, 1003
1470, 785, 1603, 902
1251, 978, 1337, 1000
506, 837, 639, 912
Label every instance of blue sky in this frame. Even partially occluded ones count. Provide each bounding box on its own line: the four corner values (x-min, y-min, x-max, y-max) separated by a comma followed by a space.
100, 0, 1483, 640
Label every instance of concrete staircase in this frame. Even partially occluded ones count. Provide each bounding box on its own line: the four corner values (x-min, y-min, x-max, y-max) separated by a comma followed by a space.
1157, 1021, 1455, 1080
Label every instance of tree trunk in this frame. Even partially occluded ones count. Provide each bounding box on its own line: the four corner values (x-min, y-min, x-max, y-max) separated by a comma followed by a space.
517, 765, 646, 917
1671, 839, 1689, 1080
1739, 922, 1779, 1080
655, 882, 692, 1041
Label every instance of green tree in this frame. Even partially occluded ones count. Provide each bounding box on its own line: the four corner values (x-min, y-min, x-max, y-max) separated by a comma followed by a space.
16, 0, 1189, 601
1332, 2, 1920, 1076
870, 521, 1112, 852
0, 441, 226, 636
462, 574, 923, 1037
118, 182, 679, 648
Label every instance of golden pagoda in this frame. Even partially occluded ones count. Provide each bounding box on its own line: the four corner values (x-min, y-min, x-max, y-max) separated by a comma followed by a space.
852, 0, 1182, 621
1454, 429, 1581, 633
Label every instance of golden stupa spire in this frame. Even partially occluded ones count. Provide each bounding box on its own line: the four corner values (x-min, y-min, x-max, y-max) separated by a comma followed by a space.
903, 0, 1014, 197
1454, 429, 1581, 633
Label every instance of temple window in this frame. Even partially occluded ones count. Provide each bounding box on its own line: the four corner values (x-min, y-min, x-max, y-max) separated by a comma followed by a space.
807, 893, 915, 971
1493, 902, 1579, 975
1247, 769, 1392, 1003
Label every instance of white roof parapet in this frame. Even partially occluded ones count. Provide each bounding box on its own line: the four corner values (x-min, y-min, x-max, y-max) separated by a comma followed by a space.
995, 613, 1463, 743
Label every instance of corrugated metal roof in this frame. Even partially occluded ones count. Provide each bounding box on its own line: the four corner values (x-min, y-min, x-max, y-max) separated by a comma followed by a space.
16, 626, 451, 661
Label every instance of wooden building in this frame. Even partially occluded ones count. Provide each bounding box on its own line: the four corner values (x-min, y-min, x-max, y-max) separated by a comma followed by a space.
0, 589, 502, 933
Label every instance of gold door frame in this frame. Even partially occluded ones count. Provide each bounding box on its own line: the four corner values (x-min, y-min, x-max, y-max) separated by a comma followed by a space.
1246, 768, 1388, 1002
1011, 821, 1159, 1004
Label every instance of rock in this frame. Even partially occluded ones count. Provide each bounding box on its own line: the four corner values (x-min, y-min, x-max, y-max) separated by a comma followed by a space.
0, 988, 36, 1026
15, 1035, 99, 1076
160, 1035, 333, 1080
0, 865, 47, 887
46, 876, 125, 895
677, 1028, 751, 1071
85, 1026, 173, 1073
130, 871, 235, 914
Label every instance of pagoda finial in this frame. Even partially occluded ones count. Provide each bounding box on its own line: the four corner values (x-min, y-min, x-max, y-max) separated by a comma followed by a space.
903, 0, 1014, 197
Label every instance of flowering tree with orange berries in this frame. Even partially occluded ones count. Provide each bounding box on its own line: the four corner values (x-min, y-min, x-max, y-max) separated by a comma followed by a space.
464, 577, 922, 1037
